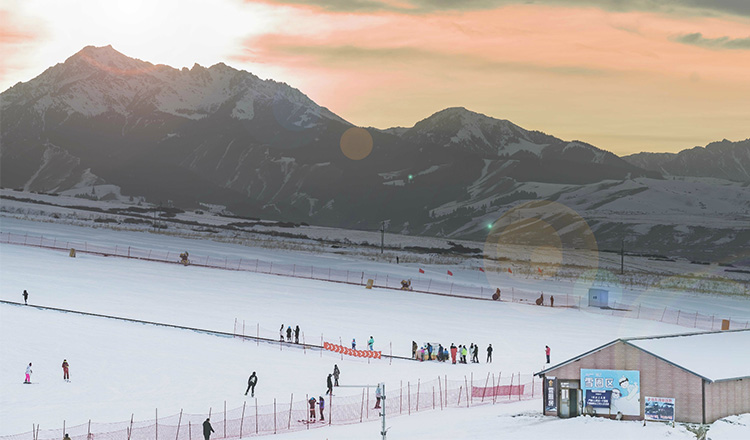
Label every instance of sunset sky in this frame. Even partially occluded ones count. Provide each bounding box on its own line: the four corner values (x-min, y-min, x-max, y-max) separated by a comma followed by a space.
1, 0, 749, 155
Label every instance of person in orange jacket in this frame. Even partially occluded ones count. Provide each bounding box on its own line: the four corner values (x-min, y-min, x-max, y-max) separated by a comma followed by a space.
450, 343, 458, 364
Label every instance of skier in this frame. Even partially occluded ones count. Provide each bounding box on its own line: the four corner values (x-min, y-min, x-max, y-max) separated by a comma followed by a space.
550, 296, 554, 307
245, 371, 258, 396
461, 345, 468, 364
472, 344, 479, 363
333, 364, 340, 386
202, 418, 214, 440
24, 362, 32, 384
545, 345, 551, 363
368, 336, 374, 351
437, 345, 444, 362
469, 343, 475, 362
294, 325, 300, 344
308, 397, 317, 421
426, 343, 433, 360
62, 359, 70, 381
487, 344, 493, 363
351, 338, 356, 350
326, 373, 333, 395
318, 396, 325, 421
374, 383, 383, 409
279, 324, 284, 341
286, 326, 292, 342
22, 289, 29, 305
412, 341, 417, 358
450, 343, 457, 364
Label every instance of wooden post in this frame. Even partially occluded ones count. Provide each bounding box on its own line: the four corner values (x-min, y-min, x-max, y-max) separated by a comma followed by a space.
155, 409, 158, 440
457, 386, 462, 406
88, 419, 92, 439
532, 374, 535, 398
63, 420, 65, 438
361, 388, 366, 422
255, 398, 259, 434
518, 372, 522, 400
416, 379, 421, 412
464, 376, 470, 407
188, 422, 191, 440
445, 375, 448, 407
438, 376, 443, 410
240, 401, 246, 438
433, 386, 435, 409
492, 373, 497, 404
274, 398, 277, 434
509, 373, 514, 400
175, 410, 183, 440
367, 386, 370, 418
128, 414, 134, 440
470, 372, 473, 405
224, 401, 227, 438
482, 372, 490, 402
288, 393, 293, 429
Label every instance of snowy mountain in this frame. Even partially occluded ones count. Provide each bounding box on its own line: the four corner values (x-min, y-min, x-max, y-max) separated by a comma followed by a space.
1, 45, 748, 261
623, 139, 750, 182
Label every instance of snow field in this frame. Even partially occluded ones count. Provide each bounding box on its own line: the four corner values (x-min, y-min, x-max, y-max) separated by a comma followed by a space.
1, 219, 748, 439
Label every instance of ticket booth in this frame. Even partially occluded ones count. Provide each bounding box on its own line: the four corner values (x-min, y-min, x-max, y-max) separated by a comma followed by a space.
558, 380, 581, 418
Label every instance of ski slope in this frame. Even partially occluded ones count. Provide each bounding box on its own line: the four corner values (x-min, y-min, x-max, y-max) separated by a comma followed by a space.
1, 217, 748, 439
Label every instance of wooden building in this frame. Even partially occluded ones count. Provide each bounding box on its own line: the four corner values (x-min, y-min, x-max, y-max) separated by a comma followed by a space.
535, 329, 750, 423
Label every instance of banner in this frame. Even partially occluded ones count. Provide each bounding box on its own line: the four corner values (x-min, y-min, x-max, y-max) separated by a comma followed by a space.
585, 389, 612, 408
644, 396, 675, 421
581, 369, 640, 416
545, 377, 557, 411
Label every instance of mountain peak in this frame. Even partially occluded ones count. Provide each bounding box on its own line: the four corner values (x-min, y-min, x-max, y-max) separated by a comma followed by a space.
66, 45, 152, 74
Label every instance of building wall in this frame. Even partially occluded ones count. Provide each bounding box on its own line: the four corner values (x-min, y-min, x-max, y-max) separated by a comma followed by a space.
705, 378, 750, 423
542, 341, 704, 422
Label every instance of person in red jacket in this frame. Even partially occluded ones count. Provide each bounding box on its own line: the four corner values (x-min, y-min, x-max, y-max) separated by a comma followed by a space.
450, 343, 458, 364
62, 359, 70, 381
545, 345, 551, 364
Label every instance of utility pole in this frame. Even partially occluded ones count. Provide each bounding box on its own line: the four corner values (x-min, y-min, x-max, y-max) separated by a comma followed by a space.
381, 221, 385, 254
620, 238, 624, 275
380, 382, 387, 440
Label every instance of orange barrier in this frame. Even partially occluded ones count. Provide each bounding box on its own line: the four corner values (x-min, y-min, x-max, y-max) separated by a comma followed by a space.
323, 342, 381, 359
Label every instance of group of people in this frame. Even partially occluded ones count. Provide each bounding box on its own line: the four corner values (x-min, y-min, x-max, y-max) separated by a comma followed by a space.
307, 396, 326, 421
280, 324, 302, 344
351, 336, 375, 351
536, 293, 554, 307
23, 359, 70, 384
412, 341, 493, 363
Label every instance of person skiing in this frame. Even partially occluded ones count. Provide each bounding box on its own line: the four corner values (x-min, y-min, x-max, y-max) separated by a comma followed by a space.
469, 343, 475, 362
426, 343, 433, 360
308, 397, 317, 421
461, 345, 468, 364
550, 296, 554, 307
294, 325, 300, 344
374, 383, 383, 409
326, 373, 333, 395
437, 345, 444, 362
318, 396, 325, 421
286, 326, 292, 342
279, 324, 284, 341
450, 343, 457, 364
351, 338, 356, 349
245, 371, 258, 396
202, 418, 214, 440
472, 344, 479, 363
368, 336, 374, 351
22, 289, 29, 305
545, 345, 551, 363
62, 359, 70, 381
487, 344, 493, 363
24, 362, 32, 383
333, 364, 340, 386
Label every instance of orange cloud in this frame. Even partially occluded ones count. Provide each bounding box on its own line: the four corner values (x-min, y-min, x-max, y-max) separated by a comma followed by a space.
0, 9, 44, 82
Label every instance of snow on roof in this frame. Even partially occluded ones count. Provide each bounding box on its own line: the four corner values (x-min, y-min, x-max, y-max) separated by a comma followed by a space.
625, 329, 750, 382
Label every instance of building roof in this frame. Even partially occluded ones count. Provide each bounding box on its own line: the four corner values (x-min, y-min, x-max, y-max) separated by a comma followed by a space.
535, 329, 750, 383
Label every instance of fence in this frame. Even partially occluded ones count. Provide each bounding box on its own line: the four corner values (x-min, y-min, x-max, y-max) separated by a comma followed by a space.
2, 232, 748, 333
1, 374, 540, 440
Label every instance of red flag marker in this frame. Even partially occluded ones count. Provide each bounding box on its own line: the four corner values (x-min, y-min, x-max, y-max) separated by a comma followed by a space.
478, 267, 485, 272
508, 268, 513, 274
419, 268, 425, 274
447, 270, 453, 276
